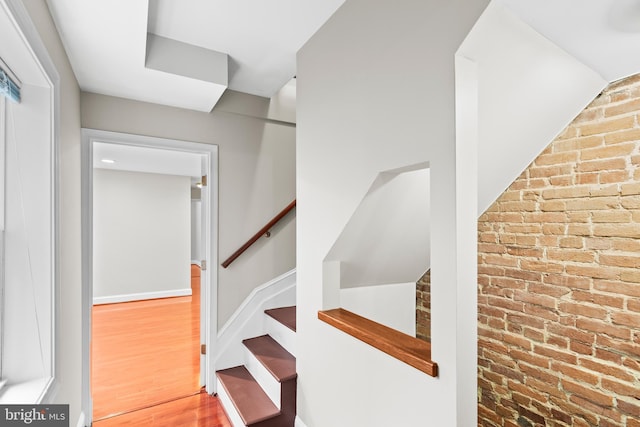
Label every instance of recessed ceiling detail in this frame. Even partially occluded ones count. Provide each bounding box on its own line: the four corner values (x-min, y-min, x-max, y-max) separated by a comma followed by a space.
145, 33, 228, 87
147, 0, 345, 98
45, 0, 346, 112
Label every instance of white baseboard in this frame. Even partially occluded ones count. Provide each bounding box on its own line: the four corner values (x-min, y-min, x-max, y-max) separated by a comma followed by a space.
76, 411, 86, 427
295, 416, 309, 427
93, 288, 192, 305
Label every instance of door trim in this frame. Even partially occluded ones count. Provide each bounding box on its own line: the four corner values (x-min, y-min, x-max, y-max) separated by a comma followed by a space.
80, 129, 219, 425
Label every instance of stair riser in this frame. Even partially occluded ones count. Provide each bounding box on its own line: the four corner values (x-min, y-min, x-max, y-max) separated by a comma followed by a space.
216, 305, 297, 427
243, 379, 296, 427
217, 375, 296, 427
244, 344, 282, 410
276, 379, 297, 427
215, 274, 296, 373
216, 377, 247, 427
265, 315, 296, 357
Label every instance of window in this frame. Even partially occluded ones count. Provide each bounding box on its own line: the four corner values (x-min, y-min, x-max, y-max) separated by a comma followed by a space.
0, 63, 18, 390
0, 0, 59, 403
0, 94, 5, 389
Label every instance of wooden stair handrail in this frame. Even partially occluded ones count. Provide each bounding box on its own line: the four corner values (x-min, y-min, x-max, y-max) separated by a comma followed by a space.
221, 199, 296, 268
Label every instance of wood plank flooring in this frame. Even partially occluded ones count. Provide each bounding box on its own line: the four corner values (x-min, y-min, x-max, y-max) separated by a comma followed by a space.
92, 265, 231, 426
93, 391, 231, 427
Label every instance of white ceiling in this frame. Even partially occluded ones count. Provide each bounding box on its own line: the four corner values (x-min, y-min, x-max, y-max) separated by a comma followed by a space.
45, 0, 345, 112
45, 1, 640, 113
93, 142, 203, 179
498, 0, 640, 83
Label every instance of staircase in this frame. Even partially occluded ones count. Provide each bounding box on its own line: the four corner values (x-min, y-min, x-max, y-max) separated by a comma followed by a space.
216, 306, 297, 427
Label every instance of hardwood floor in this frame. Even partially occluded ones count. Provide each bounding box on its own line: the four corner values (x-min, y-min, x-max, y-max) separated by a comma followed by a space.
92, 265, 231, 426
93, 391, 231, 427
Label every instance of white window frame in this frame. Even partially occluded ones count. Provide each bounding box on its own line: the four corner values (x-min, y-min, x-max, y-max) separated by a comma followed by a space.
0, 0, 60, 404
0, 95, 5, 230
0, 94, 5, 390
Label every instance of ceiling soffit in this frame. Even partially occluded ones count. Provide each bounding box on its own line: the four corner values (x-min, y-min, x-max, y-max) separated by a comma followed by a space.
46, 0, 345, 111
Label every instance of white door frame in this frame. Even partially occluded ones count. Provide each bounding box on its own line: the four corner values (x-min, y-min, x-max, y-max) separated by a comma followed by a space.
80, 129, 219, 425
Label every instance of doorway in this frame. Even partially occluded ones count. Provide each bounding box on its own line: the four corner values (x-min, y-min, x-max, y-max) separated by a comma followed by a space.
81, 129, 219, 426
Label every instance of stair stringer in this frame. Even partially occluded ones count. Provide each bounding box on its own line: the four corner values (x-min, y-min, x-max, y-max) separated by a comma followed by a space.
215, 269, 296, 373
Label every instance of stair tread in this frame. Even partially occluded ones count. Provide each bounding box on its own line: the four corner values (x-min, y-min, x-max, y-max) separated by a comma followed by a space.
243, 335, 297, 382
265, 306, 296, 332
216, 366, 280, 425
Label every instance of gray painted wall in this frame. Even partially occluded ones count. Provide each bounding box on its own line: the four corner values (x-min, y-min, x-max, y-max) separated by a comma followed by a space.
81, 91, 296, 326
93, 169, 191, 301
23, 0, 83, 422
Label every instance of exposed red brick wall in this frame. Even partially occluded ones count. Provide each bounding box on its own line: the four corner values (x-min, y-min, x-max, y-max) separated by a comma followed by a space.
416, 270, 431, 341
478, 75, 640, 427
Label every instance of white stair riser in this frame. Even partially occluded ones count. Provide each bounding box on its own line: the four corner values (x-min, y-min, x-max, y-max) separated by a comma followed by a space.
215, 271, 295, 373
243, 345, 281, 410
216, 377, 246, 427
265, 315, 296, 357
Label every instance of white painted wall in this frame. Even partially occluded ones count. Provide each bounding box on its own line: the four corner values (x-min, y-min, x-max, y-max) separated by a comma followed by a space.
12, 1, 612, 425
450, 8, 606, 423
268, 78, 296, 124
340, 283, 416, 336
92, 169, 191, 302
454, 52, 480, 427
458, 3, 608, 214
325, 165, 430, 289
21, 0, 83, 421
296, 0, 489, 425
215, 88, 295, 125
81, 90, 296, 326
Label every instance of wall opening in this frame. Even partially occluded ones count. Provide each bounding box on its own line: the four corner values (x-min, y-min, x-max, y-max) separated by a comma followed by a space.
319, 162, 437, 376
324, 163, 430, 334
81, 129, 219, 424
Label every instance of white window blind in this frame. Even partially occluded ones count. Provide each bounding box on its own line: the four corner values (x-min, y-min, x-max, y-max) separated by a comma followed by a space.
0, 65, 20, 103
